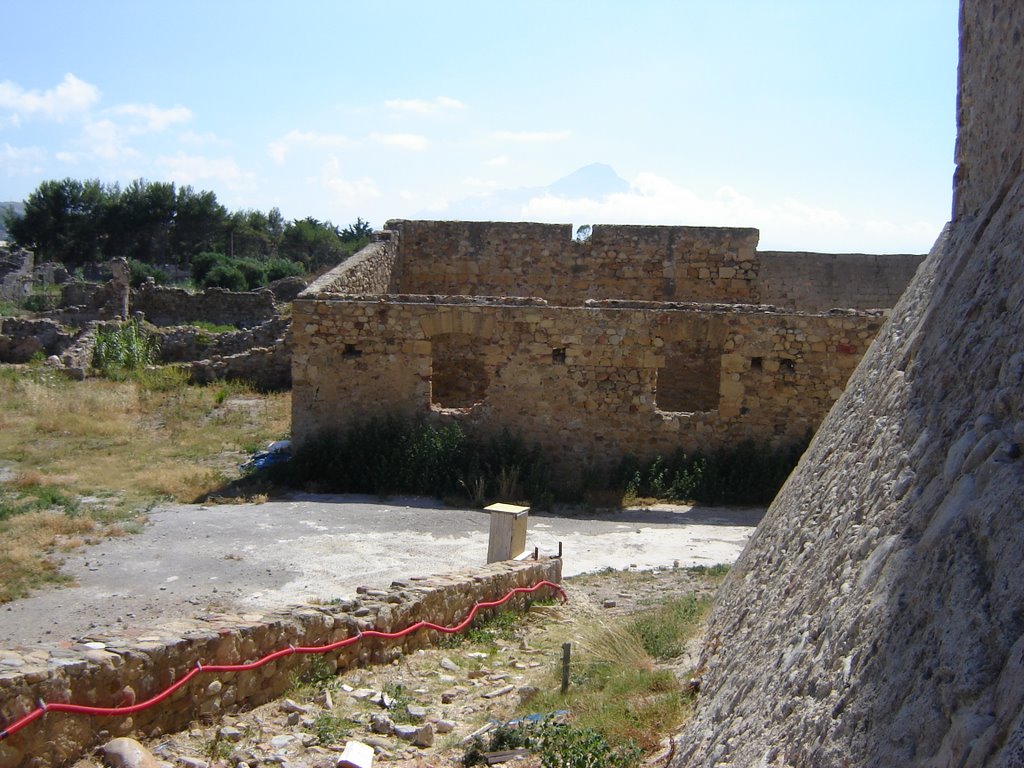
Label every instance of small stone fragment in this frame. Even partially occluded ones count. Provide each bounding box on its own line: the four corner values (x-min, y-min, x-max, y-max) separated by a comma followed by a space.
218, 726, 244, 742
100, 738, 163, 768
369, 713, 394, 734
280, 698, 309, 714
482, 684, 515, 699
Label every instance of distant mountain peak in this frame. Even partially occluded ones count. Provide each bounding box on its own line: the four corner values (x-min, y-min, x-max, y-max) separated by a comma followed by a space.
547, 163, 630, 198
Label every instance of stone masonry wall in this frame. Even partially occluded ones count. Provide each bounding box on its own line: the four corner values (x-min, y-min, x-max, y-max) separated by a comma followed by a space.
759, 251, 926, 311
0, 249, 33, 302
954, 1, 1024, 219
0, 559, 561, 768
132, 284, 276, 329
308, 238, 399, 295
292, 294, 881, 483
386, 220, 761, 306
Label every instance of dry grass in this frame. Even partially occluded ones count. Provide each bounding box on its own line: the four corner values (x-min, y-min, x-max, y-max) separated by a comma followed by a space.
0, 364, 291, 601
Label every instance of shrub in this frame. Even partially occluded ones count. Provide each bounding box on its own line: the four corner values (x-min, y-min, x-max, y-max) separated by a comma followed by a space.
191, 251, 226, 283
619, 435, 808, 506
128, 258, 168, 287
265, 257, 305, 282
462, 720, 641, 768
236, 258, 268, 290
202, 263, 247, 291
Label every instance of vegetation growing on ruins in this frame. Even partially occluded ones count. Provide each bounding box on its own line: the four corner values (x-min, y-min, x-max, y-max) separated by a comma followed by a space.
278, 419, 553, 507
92, 320, 159, 377
617, 436, 810, 506
0, 363, 289, 601
275, 417, 807, 508
2, 177, 372, 287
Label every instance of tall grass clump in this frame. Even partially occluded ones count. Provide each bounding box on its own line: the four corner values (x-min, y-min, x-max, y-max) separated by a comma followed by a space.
92, 320, 159, 378
277, 418, 552, 506
617, 434, 810, 506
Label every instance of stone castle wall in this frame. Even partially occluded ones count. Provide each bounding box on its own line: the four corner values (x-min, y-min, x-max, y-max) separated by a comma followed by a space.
672, 1, 1024, 764
386, 221, 761, 306
293, 219, 914, 482
293, 293, 882, 482
954, 0, 1024, 219
758, 250, 925, 312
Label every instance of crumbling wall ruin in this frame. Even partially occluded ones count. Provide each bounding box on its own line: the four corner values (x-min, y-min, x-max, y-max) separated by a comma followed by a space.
293, 221, 916, 483
0, 559, 560, 768
671, 2, 1024, 765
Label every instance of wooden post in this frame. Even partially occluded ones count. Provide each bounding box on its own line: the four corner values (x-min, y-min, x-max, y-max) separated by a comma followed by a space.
561, 642, 571, 694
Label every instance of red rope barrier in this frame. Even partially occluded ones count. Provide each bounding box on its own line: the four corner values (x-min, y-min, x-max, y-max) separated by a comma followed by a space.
0, 580, 566, 742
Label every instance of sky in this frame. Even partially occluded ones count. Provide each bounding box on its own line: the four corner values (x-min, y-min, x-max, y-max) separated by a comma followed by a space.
1, 1, 959, 253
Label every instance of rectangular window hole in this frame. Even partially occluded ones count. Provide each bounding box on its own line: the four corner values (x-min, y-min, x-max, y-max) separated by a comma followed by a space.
780, 358, 795, 374
552, 347, 567, 364
342, 343, 362, 358
751, 356, 763, 371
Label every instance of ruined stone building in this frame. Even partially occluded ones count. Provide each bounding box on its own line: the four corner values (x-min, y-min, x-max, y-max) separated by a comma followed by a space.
292, 221, 921, 483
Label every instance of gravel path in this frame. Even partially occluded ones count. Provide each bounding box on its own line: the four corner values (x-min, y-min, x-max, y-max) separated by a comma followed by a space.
0, 494, 762, 649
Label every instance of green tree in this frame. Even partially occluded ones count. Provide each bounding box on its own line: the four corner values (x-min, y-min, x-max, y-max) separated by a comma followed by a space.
340, 216, 373, 242
8, 178, 112, 267
105, 179, 177, 264
281, 216, 347, 271
226, 209, 279, 260
172, 186, 227, 265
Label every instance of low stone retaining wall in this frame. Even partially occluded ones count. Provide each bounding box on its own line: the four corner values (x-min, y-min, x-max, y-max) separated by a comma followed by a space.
0, 558, 561, 768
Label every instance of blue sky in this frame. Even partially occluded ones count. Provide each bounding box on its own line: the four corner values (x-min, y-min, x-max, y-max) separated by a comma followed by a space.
1, 1, 958, 252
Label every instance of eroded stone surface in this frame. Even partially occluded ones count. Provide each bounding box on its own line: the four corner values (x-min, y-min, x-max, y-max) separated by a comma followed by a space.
673, 2, 1024, 765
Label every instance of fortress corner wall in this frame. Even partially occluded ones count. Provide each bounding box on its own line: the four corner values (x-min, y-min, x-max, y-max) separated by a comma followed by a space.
673, 2, 1024, 765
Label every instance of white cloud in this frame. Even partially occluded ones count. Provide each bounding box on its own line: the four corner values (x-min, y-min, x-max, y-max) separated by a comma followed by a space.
268, 129, 355, 164
369, 132, 429, 151
315, 155, 381, 207
491, 129, 571, 143
514, 172, 939, 252
0, 143, 46, 175
384, 96, 466, 115
109, 103, 192, 132
486, 155, 510, 167
179, 130, 229, 147
0, 73, 100, 121
81, 119, 140, 162
156, 151, 256, 191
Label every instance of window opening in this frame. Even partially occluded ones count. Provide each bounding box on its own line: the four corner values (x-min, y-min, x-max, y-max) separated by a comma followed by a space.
655, 339, 722, 413
431, 333, 489, 409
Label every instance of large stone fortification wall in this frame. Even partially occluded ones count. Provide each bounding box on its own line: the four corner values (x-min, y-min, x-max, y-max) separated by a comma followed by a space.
673, 2, 1024, 765
954, 1, 1024, 219
758, 250, 925, 312
0, 559, 560, 768
293, 293, 880, 482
